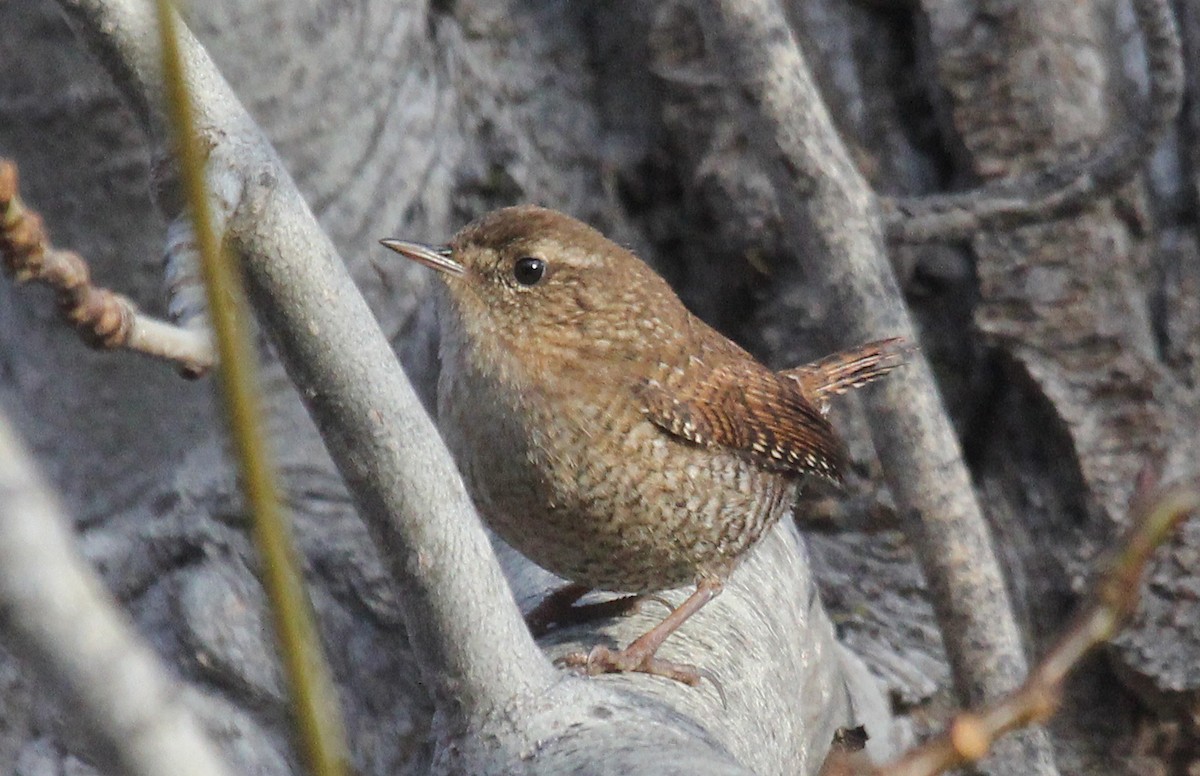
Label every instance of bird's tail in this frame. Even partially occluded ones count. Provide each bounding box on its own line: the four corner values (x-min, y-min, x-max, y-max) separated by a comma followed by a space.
781, 337, 914, 409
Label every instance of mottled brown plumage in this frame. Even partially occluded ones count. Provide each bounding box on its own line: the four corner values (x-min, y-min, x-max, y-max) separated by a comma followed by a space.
382, 205, 908, 684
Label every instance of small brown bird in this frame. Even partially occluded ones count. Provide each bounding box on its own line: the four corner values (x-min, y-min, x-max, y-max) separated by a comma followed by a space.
382, 206, 907, 684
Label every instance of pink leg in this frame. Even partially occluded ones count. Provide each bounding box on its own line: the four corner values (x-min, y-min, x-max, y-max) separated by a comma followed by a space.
560, 577, 724, 686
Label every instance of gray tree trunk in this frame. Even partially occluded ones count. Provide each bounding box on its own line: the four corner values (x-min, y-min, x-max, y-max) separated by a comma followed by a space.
0, 0, 1195, 774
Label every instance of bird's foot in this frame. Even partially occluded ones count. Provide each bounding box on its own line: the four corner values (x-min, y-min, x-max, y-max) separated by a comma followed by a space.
556, 579, 725, 692
559, 644, 702, 686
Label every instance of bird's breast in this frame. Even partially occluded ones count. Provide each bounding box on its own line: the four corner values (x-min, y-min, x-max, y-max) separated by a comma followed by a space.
435, 324, 797, 592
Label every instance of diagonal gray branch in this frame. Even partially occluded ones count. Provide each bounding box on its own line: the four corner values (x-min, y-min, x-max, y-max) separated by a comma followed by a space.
0, 410, 232, 776
55, 0, 553, 722
692, 1, 1060, 774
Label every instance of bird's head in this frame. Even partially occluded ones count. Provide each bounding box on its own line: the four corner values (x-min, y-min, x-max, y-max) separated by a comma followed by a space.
381, 206, 684, 366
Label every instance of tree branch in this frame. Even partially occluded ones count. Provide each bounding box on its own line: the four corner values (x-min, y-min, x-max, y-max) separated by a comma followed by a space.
871, 483, 1198, 776
692, 1, 1059, 773
0, 410, 231, 776
55, 0, 553, 719
0, 158, 213, 376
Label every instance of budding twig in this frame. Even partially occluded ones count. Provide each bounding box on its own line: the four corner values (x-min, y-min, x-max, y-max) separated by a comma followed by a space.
0, 158, 213, 376
859, 481, 1198, 776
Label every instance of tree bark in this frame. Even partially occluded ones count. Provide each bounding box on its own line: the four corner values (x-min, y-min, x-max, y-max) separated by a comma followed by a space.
0, 0, 1196, 774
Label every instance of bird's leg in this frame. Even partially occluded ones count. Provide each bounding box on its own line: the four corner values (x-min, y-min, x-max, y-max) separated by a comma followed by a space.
560, 576, 724, 685
525, 582, 658, 638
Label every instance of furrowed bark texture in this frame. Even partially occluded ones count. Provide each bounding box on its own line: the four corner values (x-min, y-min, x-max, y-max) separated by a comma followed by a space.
1, 0, 1198, 774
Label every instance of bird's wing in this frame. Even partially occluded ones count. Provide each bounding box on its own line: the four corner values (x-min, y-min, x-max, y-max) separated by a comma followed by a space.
636, 362, 845, 483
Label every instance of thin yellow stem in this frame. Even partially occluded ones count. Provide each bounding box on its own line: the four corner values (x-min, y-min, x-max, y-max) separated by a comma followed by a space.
153, 4, 349, 776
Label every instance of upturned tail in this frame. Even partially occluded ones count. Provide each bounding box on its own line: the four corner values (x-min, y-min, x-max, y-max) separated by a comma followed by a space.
781, 337, 914, 409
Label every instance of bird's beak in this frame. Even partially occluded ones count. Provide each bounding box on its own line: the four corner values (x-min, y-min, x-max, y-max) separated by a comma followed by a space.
379, 239, 465, 277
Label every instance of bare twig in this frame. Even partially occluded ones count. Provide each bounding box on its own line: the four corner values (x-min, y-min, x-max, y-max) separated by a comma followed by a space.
0, 410, 232, 776
870, 483, 1198, 776
882, 0, 1183, 242
0, 158, 214, 375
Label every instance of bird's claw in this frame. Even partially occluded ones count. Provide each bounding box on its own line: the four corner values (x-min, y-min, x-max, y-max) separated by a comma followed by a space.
558, 645, 703, 686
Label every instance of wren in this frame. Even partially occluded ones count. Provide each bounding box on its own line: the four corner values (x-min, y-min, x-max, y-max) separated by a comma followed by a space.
382, 206, 907, 685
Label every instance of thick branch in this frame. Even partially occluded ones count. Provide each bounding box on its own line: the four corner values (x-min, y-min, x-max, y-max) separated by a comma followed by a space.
0, 410, 231, 776
693, 1, 1059, 774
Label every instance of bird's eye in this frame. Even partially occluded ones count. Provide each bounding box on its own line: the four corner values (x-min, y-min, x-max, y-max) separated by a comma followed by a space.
513, 256, 546, 286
